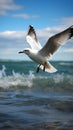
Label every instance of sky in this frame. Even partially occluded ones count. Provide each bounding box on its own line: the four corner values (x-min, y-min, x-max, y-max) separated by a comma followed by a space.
0, 0, 73, 61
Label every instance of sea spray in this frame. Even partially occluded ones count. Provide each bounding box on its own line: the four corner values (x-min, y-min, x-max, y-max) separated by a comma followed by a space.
0, 61, 73, 91
0, 65, 6, 78
0, 65, 36, 89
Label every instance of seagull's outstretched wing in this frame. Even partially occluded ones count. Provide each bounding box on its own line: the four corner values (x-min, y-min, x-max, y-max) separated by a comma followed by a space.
39, 25, 73, 57
26, 25, 42, 50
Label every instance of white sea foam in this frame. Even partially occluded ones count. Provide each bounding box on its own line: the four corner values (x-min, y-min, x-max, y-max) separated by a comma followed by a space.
53, 74, 64, 83
0, 65, 6, 78
59, 62, 73, 66
0, 65, 73, 91
0, 65, 35, 89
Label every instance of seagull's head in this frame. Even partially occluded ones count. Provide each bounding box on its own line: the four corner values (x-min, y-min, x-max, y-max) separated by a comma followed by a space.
18, 48, 31, 55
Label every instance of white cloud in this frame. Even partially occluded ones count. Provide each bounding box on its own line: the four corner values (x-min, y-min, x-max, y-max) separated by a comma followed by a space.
37, 26, 64, 40
12, 13, 39, 19
0, 48, 17, 55
0, 30, 26, 39
0, 0, 22, 10
61, 17, 73, 27
0, 0, 22, 15
0, 10, 7, 16
62, 49, 73, 53
0, 0, 39, 19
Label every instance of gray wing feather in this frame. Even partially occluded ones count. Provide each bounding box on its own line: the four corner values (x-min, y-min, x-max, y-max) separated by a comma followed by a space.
39, 25, 73, 57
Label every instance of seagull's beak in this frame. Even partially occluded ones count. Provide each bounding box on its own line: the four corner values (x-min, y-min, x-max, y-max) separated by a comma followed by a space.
18, 51, 24, 54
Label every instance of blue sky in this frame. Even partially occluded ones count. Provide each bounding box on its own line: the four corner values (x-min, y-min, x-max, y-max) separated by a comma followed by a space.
0, 0, 73, 61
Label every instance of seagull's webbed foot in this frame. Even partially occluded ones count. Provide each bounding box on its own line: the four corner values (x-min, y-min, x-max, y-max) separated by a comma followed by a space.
36, 65, 41, 73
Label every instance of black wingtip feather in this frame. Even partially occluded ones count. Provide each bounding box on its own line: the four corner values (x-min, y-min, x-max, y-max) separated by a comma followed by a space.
70, 26, 73, 38
28, 25, 35, 35
69, 25, 73, 38
27, 25, 38, 42
29, 25, 33, 28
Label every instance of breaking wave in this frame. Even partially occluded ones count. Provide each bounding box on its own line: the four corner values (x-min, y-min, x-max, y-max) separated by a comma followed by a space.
59, 61, 73, 66
0, 65, 73, 91
0, 65, 35, 89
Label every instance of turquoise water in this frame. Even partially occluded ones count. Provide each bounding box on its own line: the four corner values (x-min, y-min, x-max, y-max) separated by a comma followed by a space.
0, 60, 73, 129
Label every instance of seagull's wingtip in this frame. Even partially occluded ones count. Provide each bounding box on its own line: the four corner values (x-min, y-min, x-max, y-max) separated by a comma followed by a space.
29, 25, 33, 28
70, 25, 73, 38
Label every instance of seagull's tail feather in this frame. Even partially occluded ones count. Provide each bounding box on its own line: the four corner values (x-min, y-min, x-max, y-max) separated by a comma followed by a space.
40, 62, 57, 73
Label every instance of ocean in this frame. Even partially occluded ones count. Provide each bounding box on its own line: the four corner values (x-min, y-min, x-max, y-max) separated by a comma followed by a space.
0, 60, 73, 130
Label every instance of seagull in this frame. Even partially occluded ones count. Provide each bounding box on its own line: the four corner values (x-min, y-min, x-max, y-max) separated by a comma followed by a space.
19, 25, 73, 73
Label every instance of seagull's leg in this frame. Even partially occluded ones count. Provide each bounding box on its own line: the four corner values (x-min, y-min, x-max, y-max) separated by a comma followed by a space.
36, 64, 41, 73
43, 62, 46, 71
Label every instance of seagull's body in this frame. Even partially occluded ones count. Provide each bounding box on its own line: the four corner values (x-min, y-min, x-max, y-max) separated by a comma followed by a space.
19, 25, 73, 73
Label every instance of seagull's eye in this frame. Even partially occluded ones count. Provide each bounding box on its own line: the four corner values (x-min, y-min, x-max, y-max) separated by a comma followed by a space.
25, 50, 27, 52
24, 49, 30, 54
25, 50, 29, 52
